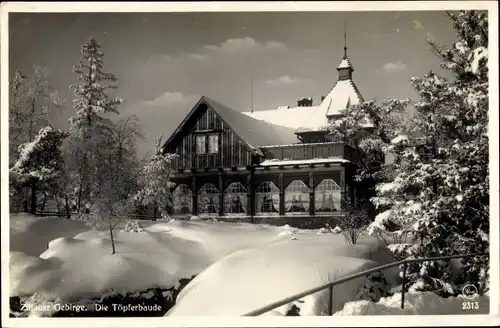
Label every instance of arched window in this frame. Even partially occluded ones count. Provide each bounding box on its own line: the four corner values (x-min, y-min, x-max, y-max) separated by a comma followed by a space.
315, 179, 341, 212
255, 181, 280, 216
285, 180, 309, 213
173, 184, 192, 215
224, 182, 247, 216
197, 183, 219, 216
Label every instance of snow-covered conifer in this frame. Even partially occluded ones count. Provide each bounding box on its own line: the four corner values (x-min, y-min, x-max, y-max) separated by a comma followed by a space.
369, 10, 489, 295
10, 126, 68, 214
69, 36, 123, 136
66, 36, 124, 212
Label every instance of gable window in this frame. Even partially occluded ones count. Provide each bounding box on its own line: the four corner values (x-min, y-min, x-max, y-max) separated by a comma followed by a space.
195, 133, 219, 154
196, 135, 206, 154
208, 134, 219, 154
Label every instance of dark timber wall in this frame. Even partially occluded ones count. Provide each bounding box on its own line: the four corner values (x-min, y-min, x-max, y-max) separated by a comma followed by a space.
165, 104, 255, 170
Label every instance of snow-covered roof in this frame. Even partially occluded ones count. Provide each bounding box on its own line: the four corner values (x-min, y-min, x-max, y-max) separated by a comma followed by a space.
259, 157, 351, 167
242, 55, 364, 134
242, 106, 317, 130
163, 97, 299, 155
295, 79, 364, 133
337, 58, 353, 70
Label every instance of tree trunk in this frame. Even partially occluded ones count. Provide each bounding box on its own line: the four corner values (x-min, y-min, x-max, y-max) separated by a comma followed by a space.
65, 195, 71, 219
30, 183, 37, 215
77, 183, 84, 213
23, 198, 29, 213
109, 224, 116, 255
153, 203, 158, 221
56, 196, 61, 214
41, 193, 48, 212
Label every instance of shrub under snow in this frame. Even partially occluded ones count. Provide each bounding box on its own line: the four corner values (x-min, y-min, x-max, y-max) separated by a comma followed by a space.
122, 220, 143, 233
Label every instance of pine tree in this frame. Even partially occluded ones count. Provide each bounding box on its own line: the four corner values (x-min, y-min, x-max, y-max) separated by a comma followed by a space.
10, 126, 68, 214
368, 10, 489, 295
66, 36, 123, 212
69, 36, 122, 135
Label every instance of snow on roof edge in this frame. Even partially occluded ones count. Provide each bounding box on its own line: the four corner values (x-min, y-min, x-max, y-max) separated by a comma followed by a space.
259, 157, 351, 167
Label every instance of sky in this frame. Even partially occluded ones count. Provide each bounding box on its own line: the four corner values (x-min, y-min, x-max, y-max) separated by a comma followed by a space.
9, 11, 457, 157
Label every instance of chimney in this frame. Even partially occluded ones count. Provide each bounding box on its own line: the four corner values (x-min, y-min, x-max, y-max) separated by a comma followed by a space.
297, 97, 313, 107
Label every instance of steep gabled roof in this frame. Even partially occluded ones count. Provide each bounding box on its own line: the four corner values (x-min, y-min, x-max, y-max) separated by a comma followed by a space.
162, 96, 299, 155
203, 97, 299, 148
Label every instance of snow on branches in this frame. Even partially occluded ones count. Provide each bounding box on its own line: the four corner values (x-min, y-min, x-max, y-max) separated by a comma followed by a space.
368, 10, 489, 295
133, 136, 178, 218
69, 36, 123, 135
10, 126, 68, 185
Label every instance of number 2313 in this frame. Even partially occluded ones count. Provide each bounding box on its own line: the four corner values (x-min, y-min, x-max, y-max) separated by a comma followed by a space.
462, 301, 479, 310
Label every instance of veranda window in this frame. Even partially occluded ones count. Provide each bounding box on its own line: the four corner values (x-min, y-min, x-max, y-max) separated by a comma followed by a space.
197, 183, 219, 216
255, 181, 280, 216
172, 184, 192, 215
314, 179, 341, 212
285, 180, 309, 214
224, 182, 247, 215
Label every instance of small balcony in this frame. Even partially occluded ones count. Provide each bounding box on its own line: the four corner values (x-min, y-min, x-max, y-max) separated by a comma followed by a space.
259, 142, 359, 163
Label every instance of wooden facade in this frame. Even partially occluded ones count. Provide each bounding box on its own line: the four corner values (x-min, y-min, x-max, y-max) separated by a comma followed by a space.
164, 102, 258, 170
162, 97, 362, 228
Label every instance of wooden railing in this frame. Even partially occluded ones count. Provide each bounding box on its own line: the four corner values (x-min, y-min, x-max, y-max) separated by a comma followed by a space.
260, 143, 358, 162
34, 210, 159, 221
242, 252, 489, 316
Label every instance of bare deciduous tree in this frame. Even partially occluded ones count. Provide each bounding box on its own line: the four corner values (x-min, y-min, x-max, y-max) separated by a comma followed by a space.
338, 198, 371, 245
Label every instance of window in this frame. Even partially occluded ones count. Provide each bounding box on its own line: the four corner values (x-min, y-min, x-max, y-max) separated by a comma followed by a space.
173, 184, 192, 215
285, 180, 309, 213
208, 134, 219, 154
195, 135, 206, 154
197, 183, 219, 216
255, 181, 280, 216
195, 134, 219, 154
314, 179, 341, 212
224, 182, 247, 215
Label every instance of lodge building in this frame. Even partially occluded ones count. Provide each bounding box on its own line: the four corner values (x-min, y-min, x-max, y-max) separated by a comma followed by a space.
161, 44, 370, 227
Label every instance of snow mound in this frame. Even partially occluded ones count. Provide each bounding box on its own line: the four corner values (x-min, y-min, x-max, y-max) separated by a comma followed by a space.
167, 235, 398, 316
10, 213, 88, 256
332, 226, 343, 234
334, 291, 489, 315
10, 215, 299, 304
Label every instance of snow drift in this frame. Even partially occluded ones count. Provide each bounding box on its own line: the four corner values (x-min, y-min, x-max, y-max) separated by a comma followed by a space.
167, 230, 399, 316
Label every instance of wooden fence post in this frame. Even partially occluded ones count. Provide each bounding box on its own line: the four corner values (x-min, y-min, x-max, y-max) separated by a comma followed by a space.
328, 285, 333, 316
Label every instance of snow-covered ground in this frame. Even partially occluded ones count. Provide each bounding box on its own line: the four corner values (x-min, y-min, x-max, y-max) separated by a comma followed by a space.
335, 291, 489, 315
13, 213, 482, 318
167, 226, 398, 316
10, 214, 295, 302
10, 213, 399, 317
